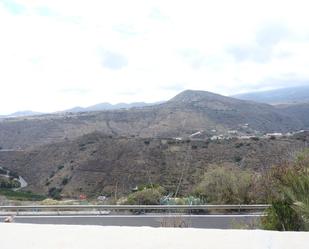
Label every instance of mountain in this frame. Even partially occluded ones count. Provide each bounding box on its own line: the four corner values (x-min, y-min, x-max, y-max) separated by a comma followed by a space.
0, 89, 309, 197
233, 85, 309, 104
66, 102, 161, 113
0, 110, 43, 119
276, 102, 309, 128
0, 90, 308, 150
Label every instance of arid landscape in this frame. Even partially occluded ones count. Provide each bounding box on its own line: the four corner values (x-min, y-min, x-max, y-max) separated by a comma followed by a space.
0, 89, 308, 200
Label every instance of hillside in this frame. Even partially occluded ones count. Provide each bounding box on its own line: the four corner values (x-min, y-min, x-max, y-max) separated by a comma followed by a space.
276, 103, 309, 128
233, 85, 309, 104
0, 90, 308, 150
0, 132, 307, 197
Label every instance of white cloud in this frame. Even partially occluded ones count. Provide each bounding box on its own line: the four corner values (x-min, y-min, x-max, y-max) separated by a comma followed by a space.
0, 0, 309, 114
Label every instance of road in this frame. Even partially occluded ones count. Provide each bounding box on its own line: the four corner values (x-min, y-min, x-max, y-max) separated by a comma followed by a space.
0, 214, 262, 229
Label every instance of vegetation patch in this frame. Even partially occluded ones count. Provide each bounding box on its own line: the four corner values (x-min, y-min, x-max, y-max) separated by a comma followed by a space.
0, 189, 46, 201
261, 150, 309, 231
0, 177, 20, 188
61, 176, 70, 186
126, 186, 165, 205
57, 165, 64, 171
193, 165, 257, 204
48, 187, 62, 200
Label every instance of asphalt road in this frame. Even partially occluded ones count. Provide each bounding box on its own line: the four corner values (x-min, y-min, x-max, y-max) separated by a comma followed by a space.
0, 214, 262, 229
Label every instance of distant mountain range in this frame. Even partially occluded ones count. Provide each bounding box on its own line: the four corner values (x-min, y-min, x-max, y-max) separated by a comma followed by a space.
233, 85, 309, 104
0, 89, 308, 149
0, 102, 161, 119
0, 110, 43, 119
65, 102, 162, 113
2, 85, 309, 119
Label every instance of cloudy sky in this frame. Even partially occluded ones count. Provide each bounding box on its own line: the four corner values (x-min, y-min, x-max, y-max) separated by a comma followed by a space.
1, 0, 309, 114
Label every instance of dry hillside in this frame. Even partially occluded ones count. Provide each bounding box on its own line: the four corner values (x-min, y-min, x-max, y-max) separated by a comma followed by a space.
0, 132, 307, 197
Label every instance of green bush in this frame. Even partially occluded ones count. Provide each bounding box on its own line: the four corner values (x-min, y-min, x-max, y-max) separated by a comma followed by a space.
61, 177, 70, 185
126, 187, 164, 205
193, 165, 254, 204
8, 171, 19, 179
57, 165, 64, 170
234, 156, 242, 163
48, 187, 62, 200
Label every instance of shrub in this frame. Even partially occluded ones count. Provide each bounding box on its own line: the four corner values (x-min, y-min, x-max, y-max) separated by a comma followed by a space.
126, 187, 164, 205
61, 177, 70, 185
262, 201, 305, 231
48, 187, 62, 200
193, 165, 254, 204
262, 150, 309, 231
234, 156, 242, 163
57, 165, 64, 170
282, 173, 309, 230
235, 143, 244, 148
49, 171, 55, 178
191, 145, 198, 150
8, 171, 19, 179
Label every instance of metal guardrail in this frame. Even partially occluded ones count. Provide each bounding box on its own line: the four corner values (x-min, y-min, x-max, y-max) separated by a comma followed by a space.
0, 204, 271, 212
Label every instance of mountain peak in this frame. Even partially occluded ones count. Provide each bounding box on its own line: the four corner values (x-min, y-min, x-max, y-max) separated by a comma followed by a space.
168, 90, 230, 104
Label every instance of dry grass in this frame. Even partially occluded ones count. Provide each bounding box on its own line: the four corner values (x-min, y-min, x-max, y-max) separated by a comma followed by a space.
160, 215, 191, 228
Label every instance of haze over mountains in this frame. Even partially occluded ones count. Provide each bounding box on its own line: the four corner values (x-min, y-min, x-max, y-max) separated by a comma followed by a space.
233, 85, 309, 104
0, 110, 43, 119
2, 86, 309, 119
65, 102, 162, 113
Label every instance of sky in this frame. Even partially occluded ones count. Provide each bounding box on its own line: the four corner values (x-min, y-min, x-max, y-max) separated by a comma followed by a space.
1, 0, 309, 114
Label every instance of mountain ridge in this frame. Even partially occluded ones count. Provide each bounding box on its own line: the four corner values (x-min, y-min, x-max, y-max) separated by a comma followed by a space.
0, 89, 308, 150
233, 85, 309, 104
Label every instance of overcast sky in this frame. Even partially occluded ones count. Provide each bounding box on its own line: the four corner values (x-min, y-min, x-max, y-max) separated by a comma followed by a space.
1, 0, 309, 114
